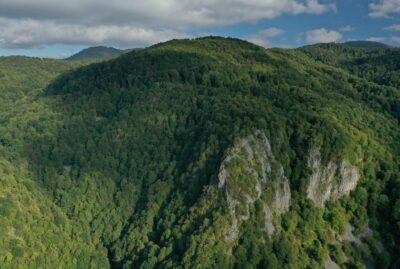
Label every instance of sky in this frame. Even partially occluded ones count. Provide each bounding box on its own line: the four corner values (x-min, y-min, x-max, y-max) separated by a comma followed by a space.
0, 0, 399, 58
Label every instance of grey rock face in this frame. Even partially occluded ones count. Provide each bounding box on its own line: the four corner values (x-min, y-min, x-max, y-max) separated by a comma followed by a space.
307, 149, 360, 207
218, 134, 360, 243
218, 131, 291, 241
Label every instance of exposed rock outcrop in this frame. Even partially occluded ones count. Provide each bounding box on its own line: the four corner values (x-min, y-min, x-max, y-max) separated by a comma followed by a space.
218, 131, 291, 241
307, 149, 360, 207
218, 135, 361, 243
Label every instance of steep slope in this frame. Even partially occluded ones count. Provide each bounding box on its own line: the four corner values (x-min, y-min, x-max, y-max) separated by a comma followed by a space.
1, 37, 400, 269
299, 43, 400, 120
0, 56, 109, 268
0, 56, 85, 100
300, 43, 400, 89
66, 46, 127, 61
0, 160, 109, 268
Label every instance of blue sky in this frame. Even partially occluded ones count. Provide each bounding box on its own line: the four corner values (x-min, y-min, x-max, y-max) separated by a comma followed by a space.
0, 0, 399, 58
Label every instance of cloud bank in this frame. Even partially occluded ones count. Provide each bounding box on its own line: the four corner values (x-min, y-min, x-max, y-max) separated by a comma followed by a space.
370, 0, 400, 18
0, 18, 188, 48
0, 0, 335, 48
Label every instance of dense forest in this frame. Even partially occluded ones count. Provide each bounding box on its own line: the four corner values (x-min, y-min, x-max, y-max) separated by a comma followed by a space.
0, 37, 399, 269
66, 46, 130, 61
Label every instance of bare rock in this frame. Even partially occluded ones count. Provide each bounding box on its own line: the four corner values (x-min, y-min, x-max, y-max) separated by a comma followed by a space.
307, 149, 359, 207
218, 131, 291, 241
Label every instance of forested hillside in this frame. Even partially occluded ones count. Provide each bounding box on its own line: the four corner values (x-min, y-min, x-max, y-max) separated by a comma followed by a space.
66, 47, 133, 61
300, 43, 400, 88
343, 41, 389, 49
0, 56, 108, 268
1, 37, 399, 269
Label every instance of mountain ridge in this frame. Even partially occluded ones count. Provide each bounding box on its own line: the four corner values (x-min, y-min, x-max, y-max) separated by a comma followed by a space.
343, 40, 390, 49
1, 36, 399, 269
66, 46, 129, 61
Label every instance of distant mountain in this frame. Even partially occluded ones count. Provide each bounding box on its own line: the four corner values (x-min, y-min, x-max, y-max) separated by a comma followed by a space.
66, 46, 127, 61
343, 40, 390, 49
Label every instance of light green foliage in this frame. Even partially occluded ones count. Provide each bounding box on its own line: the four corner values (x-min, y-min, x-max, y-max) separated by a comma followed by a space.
0, 37, 399, 268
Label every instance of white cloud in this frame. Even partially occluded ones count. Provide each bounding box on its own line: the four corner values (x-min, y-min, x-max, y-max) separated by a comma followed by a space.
0, 0, 335, 48
306, 28, 342, 44
257, 27, 285, 38
380, 27, 400, 44
339, 25, 355, 32
0, 0, 335, 28
369, 0, 400, 18
247, 27, 285, 47
0, 18, 189, 48
367, 37, 387, 42
384, 24, 400, 31
390, 36, 400, 43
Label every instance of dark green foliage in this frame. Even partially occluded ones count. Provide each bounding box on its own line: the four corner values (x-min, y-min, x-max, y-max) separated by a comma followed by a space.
300, 44, 400, 119
344, 41, 390, 49
0, 37, 399, 268
66, 46, 128, 61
